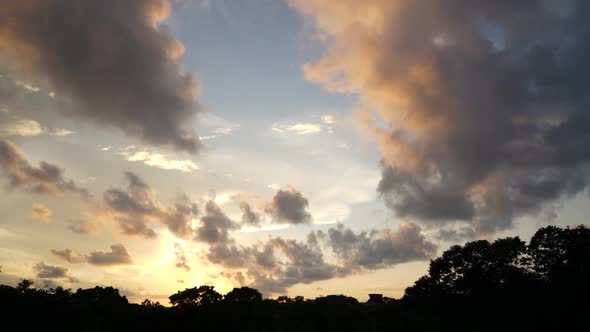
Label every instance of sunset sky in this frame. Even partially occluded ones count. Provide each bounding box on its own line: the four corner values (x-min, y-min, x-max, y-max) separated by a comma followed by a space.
1, 0, 588, 303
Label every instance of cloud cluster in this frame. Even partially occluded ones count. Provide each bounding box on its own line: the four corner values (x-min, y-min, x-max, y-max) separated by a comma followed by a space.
33, 262, 78, 283
195, 200, 239, 243
50, 248, 85, 264
206, 221, 436, 295
100, 172, 198, 238
86, 244, 133, 266
51, 244, 133, 266
0, 0, 201, 152
317, 221, 437, 270
265, 188, 312, 224
0, 140, 88, 196
291, 0, 590, 235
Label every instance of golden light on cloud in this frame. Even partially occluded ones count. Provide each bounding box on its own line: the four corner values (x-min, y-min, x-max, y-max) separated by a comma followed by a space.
31, 203, 52, 224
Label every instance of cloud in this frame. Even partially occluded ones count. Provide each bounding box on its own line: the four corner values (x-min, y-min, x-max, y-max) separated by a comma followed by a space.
318, 221, 437, 270
14, 80, 40, 93
272, 122, 322, 135
265, 187, 312, 224
195, 200, 239, 243
31, 203, 52, 223
86, 244, 133, 266
67, 219, 100, 235
321, 115, 335, 125
0, 140, 88, 196
174, 243, 190, 271
0, 118, 75, 137
100, 172, 198, 238
50, 129, 75, 136
117, 146, 199, 173
205, 221, 435, 295
0, 119, 43, 137
33, 262, 78, 283
199, 127, 234, 141
239, 201, 261, 226
50, 248, 85, 264
0, 0, 202, 152
291, 0, 590, 235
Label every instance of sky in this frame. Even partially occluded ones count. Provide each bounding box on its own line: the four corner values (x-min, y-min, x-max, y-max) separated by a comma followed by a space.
0, 0, 589, 303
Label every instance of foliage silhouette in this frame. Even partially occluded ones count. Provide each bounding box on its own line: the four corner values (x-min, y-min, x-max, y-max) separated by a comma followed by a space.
0, 225, 587, 331
223, 286, 262, 303
169, 285, 222, 309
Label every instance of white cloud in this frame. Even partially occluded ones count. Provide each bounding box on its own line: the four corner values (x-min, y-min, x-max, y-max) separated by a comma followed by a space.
0, 118, 74, 137
321, 114, 335, 125
267, 183, 280, 190
118, 147, 199, 173
101, 146, 112, 151
199, 127, 234, 141
213, 191, 240, 205
50, 129, 75, 136
272, 122, 323, 135
0, 119, 44, 136
15, 80, 40, 93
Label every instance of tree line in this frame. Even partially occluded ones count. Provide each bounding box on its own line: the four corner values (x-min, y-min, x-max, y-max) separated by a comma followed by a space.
1, 225, 588, 331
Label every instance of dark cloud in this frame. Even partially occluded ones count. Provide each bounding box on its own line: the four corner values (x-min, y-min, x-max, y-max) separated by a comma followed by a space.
320, 222, 437, 270
86, 244, 133, 266
239, 202, 261, 226
101, 172, 197, 238
33, 262, 78, 283
51, 248, 85, 264
203, 221, 435, 295
0, 0, 202, 152
0, 139, 88, 196
219, 271, 246, 287
292, 0, 590, 235
195, 201, 239, 243
265, 188, 311, 224
160, 199, 199, 239
67, 219, 100, 235
435, 227, 477, 243
207, 242, 251, 268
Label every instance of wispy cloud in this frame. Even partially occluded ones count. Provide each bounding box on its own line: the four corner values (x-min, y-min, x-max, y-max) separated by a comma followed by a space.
199, 127, 234, 141
272, 122, 322, 135
0, 118, 74, 137
14, 80, 40, 93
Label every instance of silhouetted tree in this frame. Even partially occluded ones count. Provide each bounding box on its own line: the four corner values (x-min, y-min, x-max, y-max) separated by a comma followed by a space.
529, 225, 590, 284
169, 285, 222, 309
223, 287, 262, 303
405, 237, 529, 298
16, 279, 34, 294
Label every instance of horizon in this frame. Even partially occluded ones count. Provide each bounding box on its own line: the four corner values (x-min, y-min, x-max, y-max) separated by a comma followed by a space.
1, 0, 589, 304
